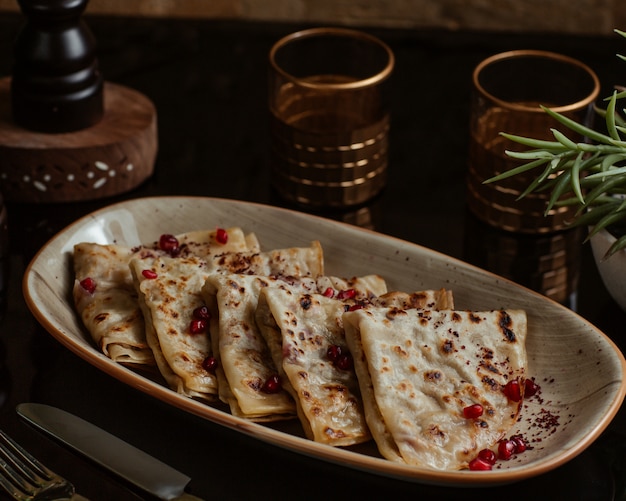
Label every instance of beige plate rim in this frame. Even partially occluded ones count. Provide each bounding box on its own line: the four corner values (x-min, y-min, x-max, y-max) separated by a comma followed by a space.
22, 196, 626, 487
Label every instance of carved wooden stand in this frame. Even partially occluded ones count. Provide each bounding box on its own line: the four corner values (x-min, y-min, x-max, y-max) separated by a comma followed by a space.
0, 0, 157, 203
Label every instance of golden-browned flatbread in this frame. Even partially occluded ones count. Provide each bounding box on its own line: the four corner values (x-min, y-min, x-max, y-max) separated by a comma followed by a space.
343, 307, 527, 470
205, 241, 324, 277
132, 242, 327, 402
73, 227, 257, 366
73, 243, 157, 365
201, 274, 318, 421
130, 254, 218, 400
255, 278, 388, 446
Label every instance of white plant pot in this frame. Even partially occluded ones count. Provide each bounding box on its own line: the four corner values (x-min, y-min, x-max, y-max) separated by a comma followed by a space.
590, 227, 626, 312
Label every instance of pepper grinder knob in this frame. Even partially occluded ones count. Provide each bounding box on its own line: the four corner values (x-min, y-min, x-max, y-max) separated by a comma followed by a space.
10, 0, 103, 133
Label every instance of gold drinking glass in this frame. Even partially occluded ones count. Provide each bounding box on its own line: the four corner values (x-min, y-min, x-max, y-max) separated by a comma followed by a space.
467, 50, 600, 233
269, 28, 394, 208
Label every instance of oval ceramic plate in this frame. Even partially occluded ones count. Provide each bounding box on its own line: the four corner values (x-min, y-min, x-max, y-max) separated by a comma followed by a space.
23, 196, 626, 487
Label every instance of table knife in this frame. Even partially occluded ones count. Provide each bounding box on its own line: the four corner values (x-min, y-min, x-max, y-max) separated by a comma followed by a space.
16, 403, 203, 501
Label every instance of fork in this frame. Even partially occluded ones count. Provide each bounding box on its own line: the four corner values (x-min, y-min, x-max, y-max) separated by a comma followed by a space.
0, 429, 88, 500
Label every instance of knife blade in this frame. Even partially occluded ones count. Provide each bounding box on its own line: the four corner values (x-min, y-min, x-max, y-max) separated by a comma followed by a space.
16, 403, 203, 501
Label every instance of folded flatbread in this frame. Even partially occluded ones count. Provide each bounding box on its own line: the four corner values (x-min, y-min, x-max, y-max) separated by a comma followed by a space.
130, 254, 219, 399
255, 277, 388, 446
73, 227, 257, 366
201, 274, 318, 421
73, 243, 157, 365
343, 307, 527, 470
132, 242, 326, 401
205, 240, 323, 277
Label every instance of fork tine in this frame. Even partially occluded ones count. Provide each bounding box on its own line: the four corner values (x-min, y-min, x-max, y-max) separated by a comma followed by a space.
0, 429, 75, 501
0, 429, 52, 480
0, 430, 42, 501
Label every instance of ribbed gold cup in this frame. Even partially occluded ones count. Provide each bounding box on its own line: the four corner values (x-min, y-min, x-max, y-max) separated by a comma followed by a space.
269, 28, 394, 208
467, 50, 600, 234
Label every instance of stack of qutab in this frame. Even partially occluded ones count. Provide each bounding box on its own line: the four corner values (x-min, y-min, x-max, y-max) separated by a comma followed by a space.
72, 227, 528, 471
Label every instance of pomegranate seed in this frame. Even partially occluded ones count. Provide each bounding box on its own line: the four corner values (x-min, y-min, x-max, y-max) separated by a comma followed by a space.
335, 353, 353, 371
261, 374, 281, 393
216, 228, 228, 244
159, 234, 179, 255
468, 457, 493, 471
463, 403, 484, 419
477, 449, 497, 465
327, 345, 353, 370
322, 287, 335, 298
142, 269, 158, 279
193, 305, 211, 320
337, 288, 356, 300
498, 439, 516, 460
327, 345, 342, 362
503, 379, 522, 402
189, 318, 208, 334
348, 304, 364, 312
511, 435, 527, 453
79, 277, 97, 294
202, 356, 217, 373
524, 378, 540, 398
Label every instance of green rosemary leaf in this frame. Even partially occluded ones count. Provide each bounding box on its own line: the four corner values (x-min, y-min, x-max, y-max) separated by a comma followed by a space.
609, 138, 626, 148
483, 157, 550, 183
499, 132, 568, 151
572, 203, 618, 226
504, 150, 557, 160
587, 166, 626, 179
517, 161, 562, 198
571, 151, 585, 203
546, 169, 573, 213
552, 128, 580, 149
587, 209, 626, 240
606, 91, 621, 141
542, 106, 614, 144
606, 234, 626, 257
584, 175, 626, 206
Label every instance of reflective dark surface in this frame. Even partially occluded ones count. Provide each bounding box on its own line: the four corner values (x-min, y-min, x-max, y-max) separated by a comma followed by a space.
0, 14, 625, 500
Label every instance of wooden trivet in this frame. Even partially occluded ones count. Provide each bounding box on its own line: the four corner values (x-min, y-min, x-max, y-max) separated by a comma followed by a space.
0, 78, 157, 203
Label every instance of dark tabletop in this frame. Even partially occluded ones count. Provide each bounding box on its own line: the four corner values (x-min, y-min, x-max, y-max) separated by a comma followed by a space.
0, 13, 625, 501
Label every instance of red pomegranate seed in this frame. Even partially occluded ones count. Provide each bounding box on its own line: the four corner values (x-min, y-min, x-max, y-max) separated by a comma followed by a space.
463, 403, 484, 419
189, 318, 208, 334
335, 352, 353, 371
468, 457, 493, 471
503, 379, 522, 402
498, 439, 516, 460
477, 449, 497, 465
193, 305, 211, 320
159, 234, 179, 255
322, 287, 335, 298
327, 345, 342, 362
337, 288, 356, 300
79, 277, 97, 294
524, 378, 540, 398
216, 228, 228, 244
327, 345, 353, 370
202, 356, 217, 373
261, 374, 282, 393
511, 435, 527, 453
142, 269, 158, 279
348, 304, 364, 312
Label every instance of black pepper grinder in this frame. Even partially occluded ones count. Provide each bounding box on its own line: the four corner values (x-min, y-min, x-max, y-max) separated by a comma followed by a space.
10, 0, 103, 133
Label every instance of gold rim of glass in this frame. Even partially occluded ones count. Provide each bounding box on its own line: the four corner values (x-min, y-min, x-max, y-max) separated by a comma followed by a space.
269, 27, 395, 90
473, 49, 600, 112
